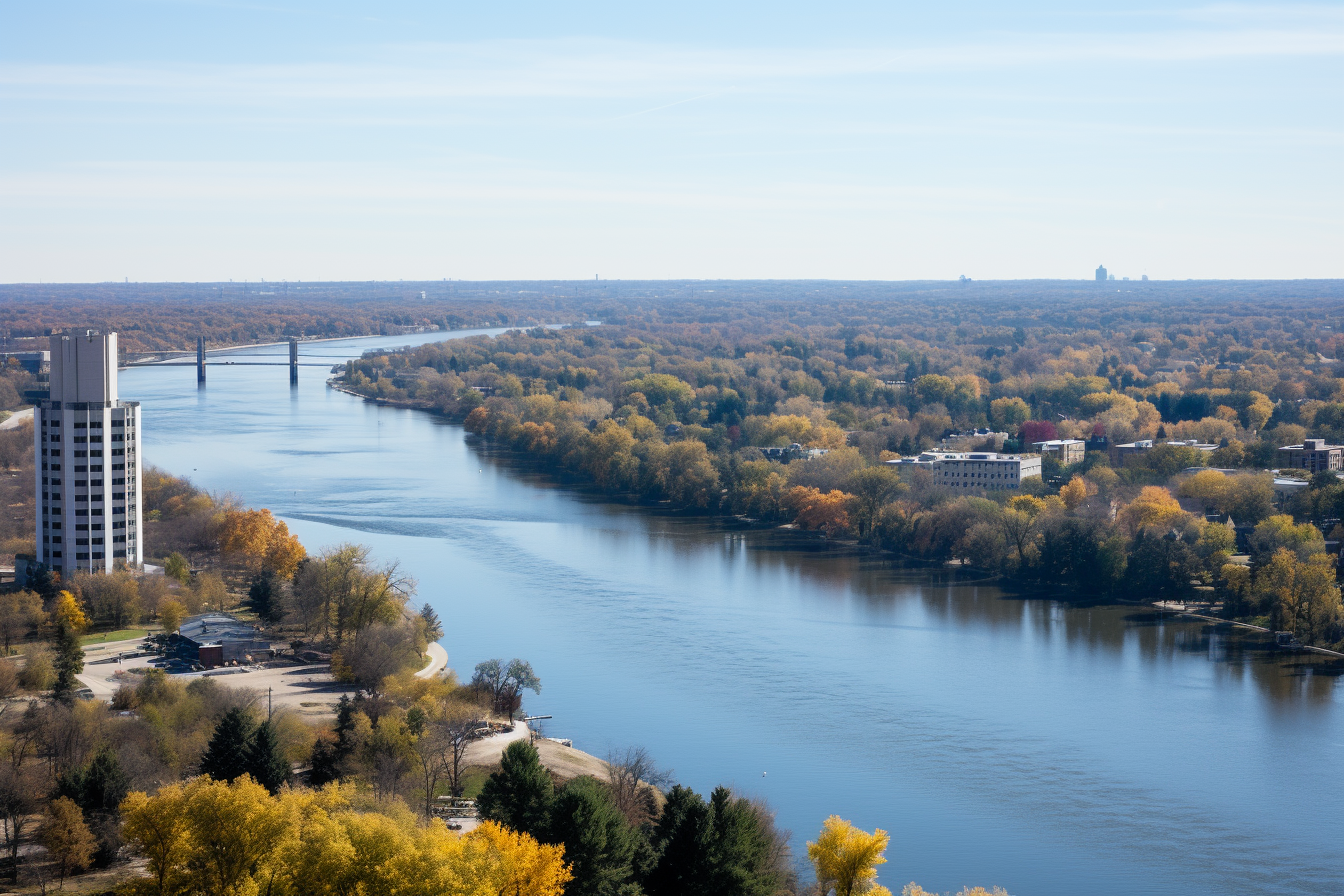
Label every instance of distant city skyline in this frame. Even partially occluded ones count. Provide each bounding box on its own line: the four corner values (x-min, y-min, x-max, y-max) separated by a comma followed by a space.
2, 2, 1341, 282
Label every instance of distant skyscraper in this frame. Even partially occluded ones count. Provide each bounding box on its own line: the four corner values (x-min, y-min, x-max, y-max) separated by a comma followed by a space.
1095, 264, 1107, 281
35, 330, 142, 576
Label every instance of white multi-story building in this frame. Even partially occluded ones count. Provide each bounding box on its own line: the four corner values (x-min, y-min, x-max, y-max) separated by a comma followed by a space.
1031, 438, 1086, 466
887, 451, 1042, 491
35, 331, 142, 576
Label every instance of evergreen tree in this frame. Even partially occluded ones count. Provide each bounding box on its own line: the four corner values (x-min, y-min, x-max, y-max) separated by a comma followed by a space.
56, 745, 130, 867
476, 739, 553, 837
246, 720, 290, 794
308, 735, 341, 787
643, 785, 785, 896
246, 576, 283, 625
544, 775, 640, 896
200, 707, 256, 783
310, 694, 359, 786
419, 603, 443, 640
643, 785, 713, 896
706, 786, 777, 896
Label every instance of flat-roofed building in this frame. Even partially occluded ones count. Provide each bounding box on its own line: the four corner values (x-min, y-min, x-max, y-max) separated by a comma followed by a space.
1109, 439, 1153, 467
1031, 439, 1085, 466
1278, 439, 1343, 473
887, 451, 1041, 490
885, 451, 959, 479
35, 330, 142, 576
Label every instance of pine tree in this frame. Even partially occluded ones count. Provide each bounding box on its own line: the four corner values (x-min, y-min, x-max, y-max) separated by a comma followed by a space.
419, 603, 443, 640
200, 708, 256, 783
544, 776, 639, 896
57, 745, 130, 867
246, 720, 290, 794
644, 786, 712, 896
308, 735, 341, 787
246, 576, 282, 625
476, 740, 553, 837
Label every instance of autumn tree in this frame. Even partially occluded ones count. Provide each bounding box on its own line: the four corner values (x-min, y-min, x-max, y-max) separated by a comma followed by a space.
121, 783, 193, 896
1117, 486, 1188, 536
50, 591, 88, 702
844, 467, 906, 541
218, 508, 305, 578
159, 598, 185, 634
784, 487, 854, 537
291, 544, 413, 645
808, 815, 893, 896
472, 658, 542, 719
1255, 549, 1343, 642
40, 797, 96, 885
0, 591, 42, 655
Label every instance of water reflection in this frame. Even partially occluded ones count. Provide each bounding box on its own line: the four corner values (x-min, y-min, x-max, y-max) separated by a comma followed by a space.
123, 331, 1344, 896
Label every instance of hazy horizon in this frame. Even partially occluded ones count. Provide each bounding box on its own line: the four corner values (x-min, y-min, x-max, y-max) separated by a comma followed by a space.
3, 2, 1342, 282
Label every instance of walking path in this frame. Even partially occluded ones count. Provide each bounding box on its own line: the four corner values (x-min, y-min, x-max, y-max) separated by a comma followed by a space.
0, 407, 33, 430
416, 642, 449, 679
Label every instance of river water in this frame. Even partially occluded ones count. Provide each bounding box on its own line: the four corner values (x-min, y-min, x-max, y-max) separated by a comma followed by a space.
124, 330, 1344, 896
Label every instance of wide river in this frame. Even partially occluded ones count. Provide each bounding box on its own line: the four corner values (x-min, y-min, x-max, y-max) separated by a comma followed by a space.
125, 329, 1344, 896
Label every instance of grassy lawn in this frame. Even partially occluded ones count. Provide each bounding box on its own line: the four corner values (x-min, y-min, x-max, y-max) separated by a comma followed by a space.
458, 765, 497, 800
80, 628, 152, 646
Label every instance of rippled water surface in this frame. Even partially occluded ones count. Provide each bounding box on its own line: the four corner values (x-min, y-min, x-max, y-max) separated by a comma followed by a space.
125, 331, 1344, 896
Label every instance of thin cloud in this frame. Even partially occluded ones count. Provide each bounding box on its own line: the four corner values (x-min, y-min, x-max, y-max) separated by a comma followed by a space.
2, 24, 1342, 105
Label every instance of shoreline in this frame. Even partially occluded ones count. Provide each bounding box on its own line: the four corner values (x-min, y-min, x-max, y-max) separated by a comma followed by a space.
327, 379, 1344, 664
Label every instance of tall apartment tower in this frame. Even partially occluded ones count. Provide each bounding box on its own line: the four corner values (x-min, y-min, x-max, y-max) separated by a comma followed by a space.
35, 330, 142, 576
1095, 264, 1107, 281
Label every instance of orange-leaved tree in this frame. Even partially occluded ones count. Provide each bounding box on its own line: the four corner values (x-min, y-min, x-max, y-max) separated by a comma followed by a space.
218, 508, 305, 578
785, 487, 854, 537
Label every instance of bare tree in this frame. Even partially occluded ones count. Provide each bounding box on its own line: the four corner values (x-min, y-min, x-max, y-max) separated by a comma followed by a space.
0, 765, 39, 882
409, 703, 479, 818
606, 746, 673, 827
0, 592, 42, 656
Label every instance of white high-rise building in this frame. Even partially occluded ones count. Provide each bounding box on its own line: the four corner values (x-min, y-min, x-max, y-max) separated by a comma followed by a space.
35, 330, 142, 576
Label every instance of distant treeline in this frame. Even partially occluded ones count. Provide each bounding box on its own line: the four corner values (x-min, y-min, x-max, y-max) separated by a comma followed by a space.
2, 278, 1341, 357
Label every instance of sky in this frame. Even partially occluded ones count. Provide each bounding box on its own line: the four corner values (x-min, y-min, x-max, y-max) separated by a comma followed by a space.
1, 1, 1341, 282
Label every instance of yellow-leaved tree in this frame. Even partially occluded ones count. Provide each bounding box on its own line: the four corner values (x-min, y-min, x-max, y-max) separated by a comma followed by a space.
808, 815, 893, 896
121, 778, 570, 896
1118, 486, 1188, 535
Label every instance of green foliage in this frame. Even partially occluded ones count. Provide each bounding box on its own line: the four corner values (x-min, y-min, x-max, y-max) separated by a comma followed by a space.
200, 707, 258, 783
247, 720, 291, 794
545, 775, 640, 896
644, 784, 790, 896
57, 745, 131, 867
246, 575, 283, 625
477, 740, 554, 838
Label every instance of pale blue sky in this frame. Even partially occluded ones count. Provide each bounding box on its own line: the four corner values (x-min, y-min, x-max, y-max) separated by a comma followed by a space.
2, 2, 1341, 281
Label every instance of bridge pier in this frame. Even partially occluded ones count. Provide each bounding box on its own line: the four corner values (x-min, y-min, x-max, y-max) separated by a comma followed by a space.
197, 336, 206, 385
289, 338, 299, 385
